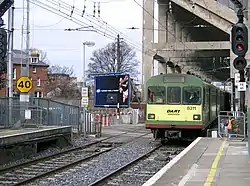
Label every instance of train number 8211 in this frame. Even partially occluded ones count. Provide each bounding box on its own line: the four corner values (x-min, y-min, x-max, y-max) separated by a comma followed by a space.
187, 106, 196, 110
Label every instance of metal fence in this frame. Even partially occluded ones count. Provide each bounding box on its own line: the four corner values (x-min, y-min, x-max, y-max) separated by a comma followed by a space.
0, 97, 82, 132
218, 111, 246, 140
80, 109, 97, 135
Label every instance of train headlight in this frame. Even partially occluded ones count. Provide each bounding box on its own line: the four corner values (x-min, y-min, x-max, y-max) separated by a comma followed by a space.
148, 113, 155, 119
193, 114, 201, 120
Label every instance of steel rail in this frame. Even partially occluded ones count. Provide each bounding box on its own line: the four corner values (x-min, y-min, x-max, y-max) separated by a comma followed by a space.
0, 132, 151, 186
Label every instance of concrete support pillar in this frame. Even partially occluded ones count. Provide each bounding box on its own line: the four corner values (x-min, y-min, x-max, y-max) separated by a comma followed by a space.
142, 0, 154, 101
167, 10, 176, 42
158, 2, 167, 43
182, 28, 192, 42
175, 22, 182, 43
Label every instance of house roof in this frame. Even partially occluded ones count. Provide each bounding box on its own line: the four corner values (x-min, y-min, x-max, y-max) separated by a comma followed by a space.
12, 49, 49, 67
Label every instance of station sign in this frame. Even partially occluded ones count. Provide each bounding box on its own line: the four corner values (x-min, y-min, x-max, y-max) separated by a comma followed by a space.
238, 82, 247, 91
81, 87, 88, 97
81, 97, 88, 107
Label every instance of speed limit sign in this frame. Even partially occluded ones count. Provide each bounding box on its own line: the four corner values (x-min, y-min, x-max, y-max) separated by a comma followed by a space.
16, 76, 33, 93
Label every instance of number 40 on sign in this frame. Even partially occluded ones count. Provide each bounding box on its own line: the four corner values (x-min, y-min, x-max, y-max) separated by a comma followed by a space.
17, 76, 33, 93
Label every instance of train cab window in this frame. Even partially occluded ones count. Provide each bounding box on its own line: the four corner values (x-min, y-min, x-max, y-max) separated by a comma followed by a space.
183, 87, 201, 105
147, 86, 165, 104
167, 87, 181, 104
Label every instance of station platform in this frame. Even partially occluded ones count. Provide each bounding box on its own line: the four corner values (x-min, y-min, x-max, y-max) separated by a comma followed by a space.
0, 126, 72, 146
143, 137, 250, 186
0, 126, 72, 165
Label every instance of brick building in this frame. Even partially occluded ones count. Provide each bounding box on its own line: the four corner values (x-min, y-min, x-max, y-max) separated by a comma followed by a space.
0, 49, 49, 97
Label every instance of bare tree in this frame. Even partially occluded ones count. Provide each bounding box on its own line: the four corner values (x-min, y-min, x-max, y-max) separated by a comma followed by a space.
48, 64, 74, 76
86, 41, 139, 79
46, 65, 80, 99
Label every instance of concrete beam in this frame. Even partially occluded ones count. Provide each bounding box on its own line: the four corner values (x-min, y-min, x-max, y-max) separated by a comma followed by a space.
170, 0, 242, 34
153, 41, 230, 51
155, 50, 229, 59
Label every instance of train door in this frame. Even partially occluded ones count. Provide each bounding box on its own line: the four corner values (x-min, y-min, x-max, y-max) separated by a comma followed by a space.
208, 87, 211, 122
215, 89, 218, 115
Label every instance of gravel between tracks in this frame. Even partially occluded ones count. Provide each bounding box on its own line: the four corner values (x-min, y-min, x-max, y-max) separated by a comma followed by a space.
106, 146, 186, 186
26, 135, 157, 186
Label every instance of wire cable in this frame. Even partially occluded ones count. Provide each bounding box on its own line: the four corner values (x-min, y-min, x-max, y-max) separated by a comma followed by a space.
33, 17, 65, 27
47, 0, 146, 52
30, 0, 155, 56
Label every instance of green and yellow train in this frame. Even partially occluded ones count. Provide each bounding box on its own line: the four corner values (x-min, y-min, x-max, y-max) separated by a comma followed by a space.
145, 74, 231, 141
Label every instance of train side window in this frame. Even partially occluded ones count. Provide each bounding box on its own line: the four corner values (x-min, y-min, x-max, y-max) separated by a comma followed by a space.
167, 87, 181, 104
147, 86, 165, 104
183, 87, 201, 105
203, 87, 206, 107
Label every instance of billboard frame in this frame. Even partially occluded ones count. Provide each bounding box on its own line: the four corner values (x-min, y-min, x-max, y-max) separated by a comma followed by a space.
94, 73, 130, 108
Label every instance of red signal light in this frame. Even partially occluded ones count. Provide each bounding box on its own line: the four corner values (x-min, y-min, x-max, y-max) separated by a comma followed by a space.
236, 44, 244, 51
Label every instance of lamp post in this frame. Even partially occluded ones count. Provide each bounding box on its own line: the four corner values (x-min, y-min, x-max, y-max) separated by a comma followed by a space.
82, 41, 95, 86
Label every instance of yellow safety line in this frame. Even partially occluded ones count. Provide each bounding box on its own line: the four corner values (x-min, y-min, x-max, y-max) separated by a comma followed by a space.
204, 140, 226, 186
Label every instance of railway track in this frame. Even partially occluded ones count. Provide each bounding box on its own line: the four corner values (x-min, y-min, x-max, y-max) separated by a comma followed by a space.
0, 132, 150, 186
89, 146, 186, 186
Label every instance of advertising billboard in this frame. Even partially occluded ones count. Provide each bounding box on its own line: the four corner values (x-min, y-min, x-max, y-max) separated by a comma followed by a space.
94, 74, 130, 108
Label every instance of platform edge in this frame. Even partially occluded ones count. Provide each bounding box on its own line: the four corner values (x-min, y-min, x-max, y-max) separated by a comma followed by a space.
142, 137, 203, 186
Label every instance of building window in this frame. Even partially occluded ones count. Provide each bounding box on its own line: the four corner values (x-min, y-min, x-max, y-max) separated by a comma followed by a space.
37, 78, 41, 87
30, 57, 38, 63
13, 68, 16, 80
32, 67, 36, 73
34, 91, 43, 98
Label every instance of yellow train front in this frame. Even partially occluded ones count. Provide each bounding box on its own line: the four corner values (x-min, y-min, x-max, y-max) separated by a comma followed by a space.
145, 74, 230, 141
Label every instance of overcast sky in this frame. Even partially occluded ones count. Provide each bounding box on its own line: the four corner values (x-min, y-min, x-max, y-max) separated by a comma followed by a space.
3, 0, 143, 81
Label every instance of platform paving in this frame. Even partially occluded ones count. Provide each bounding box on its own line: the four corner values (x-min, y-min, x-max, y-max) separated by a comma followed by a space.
143, 138, 250, 186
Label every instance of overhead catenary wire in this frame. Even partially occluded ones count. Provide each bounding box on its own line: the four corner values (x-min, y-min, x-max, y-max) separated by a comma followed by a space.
30, 0, 225, 77
29, 0, 116, 40
43, 0, 147, 53
29, 0, 155, 56
30, 0, 144, 53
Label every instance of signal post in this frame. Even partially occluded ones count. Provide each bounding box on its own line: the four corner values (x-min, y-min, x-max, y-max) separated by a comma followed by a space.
231, 8, 248, 111
230, 0, 249, 156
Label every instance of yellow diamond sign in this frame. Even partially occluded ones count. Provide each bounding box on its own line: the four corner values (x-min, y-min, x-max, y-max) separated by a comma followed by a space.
17, 76, 33, 93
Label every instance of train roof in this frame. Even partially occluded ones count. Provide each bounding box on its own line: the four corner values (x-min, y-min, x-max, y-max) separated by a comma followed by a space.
146, 74, 230, 93
146, 74, 203, 85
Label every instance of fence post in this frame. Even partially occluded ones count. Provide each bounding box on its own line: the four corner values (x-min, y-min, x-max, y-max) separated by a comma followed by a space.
95, 114, 102, 138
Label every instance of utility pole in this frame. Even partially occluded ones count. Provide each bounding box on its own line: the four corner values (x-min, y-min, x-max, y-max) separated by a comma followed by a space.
7, 5, 14, 98
116, 34, 122, 122
116, 34, 121, 72
26, 0, 30, 70
7, 3, 14, 127
19, 0, 30, 127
